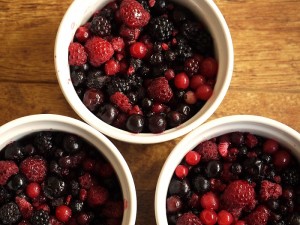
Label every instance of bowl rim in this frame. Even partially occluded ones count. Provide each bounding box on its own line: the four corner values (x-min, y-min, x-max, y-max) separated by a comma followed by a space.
0, 114, 137, 225
54, 0, 234, 144
154, 114, 300, 225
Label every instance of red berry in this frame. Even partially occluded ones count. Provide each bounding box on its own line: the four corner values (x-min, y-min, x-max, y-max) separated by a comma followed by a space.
166, 195, 182, 213
175, 165, 188, 179
200, 57, 218, 78
87, 185, 109, 207
0, 161, 19, 185
263, 139, 279, 154
194, 140, 220, 162
164, 69, 175, 80
119, 24, 141, 41
260, 180, 282, 201
26, 182, 41, 199
177, 212, 202, 225
119, 0, 150, 28
83, 89, 104, 112
195, 84, 213, 101
129, 42, 148, 59
104, 59, 120, 76
56, 205, 72, 223
151, 103, 165, 113
79, 188, 87, 202
234, 221, 246, 225
147, 77, 173, 103
20, 156, 47, 183
217, 210, 233, 225
110, 37, 125, 52
245, 205, 270, 225
68, 42, 87, 66
245, 133, 258, 148
184, 91, 197, 104
75, 26, 90, 43
82, 158, 96, 171
200, 209, 218, 225
218, 142, 229, 157
273, 150, 291, 168
15, 196, 33, 219
190, 75, 205, 90
200, 192, 219, 210
85, 36, 114, 67
185, 151, 201, 166
174, 72, 190, 90
110, 92, 132, 113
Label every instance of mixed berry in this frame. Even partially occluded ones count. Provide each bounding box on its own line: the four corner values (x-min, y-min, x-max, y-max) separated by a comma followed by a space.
0, 131, 124, 225
166, 132, 300, 225
68, 0, 218, 133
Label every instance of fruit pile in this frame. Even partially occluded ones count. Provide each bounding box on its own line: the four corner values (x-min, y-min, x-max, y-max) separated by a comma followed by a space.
0, 132, 123, 225
166, 132, 300, 225
68, 0, 218, 133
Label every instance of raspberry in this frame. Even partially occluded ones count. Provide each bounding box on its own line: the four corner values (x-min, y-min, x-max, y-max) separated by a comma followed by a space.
220, 180, 256, 213
68, 42, 87, 66
110, 37, 125, 52
20, 156, 47, 183
100, 201, 124, 218
0, 161, 19, 185
147, 77, 173, 103
87, 185, 109, 207
194, 140, 220, 162
0, 202, 21, 224
245, 205, 270, 225
110, 92, 133, 113
85, 36, 114, 67
260, 180, 282, 201
119, 0, 150, 28
218, 141, 229, 157
245, 133, 258, 148
177, 212, 203, 225
15, 196, 33, 219
78, 173, 93, 190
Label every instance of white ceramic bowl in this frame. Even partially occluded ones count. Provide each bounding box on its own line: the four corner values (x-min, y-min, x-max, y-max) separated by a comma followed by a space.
155, 115, 300, 225
0, 114, 137, 225
54, 0, 234, 144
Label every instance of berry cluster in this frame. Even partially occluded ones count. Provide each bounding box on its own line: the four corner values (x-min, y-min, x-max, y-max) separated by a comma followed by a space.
166, 132, 300, 225
68, 0, 218, 133
0, 132, 123, 225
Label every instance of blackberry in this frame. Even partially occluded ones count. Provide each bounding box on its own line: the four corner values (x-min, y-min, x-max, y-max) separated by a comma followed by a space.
34, 131, 53, 155
130, 58, 143, 70
0, 202, 21, 224
70, 180, 80, 196
43, 176, 67, 198
152, 64, 168, 77
137, 66, 151, 77
106, 77, 131, 95
137, 0, 150, 12
184, 57, 200, 76
282, 168, 300, 187
174, 36, 192, 62
164, 50, 176, 62
71, 70, 86, 87
30, 210, 49, 225
127, 74, 143, 87
90, 15, 111, 37
149, 52, 164, 65
151, 0, 167, 15
0, 186, 11, 204
86, 70, 110, 89
99, 7, 115, 21
148, 16, 174, 41
70, 200, 84, 213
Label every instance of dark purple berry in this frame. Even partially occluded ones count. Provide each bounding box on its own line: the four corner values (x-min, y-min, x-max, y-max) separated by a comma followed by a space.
141, 98, 153, 109
4, 142, 23, 161
230, 163, 243, 175
70, 200, 84, 213
0, 202, 21, 224
43, 176, 67, 198
71, 70, 86, 87
166, 195, 182, 213
90, 15, 111, 37
148, 16, 174, 41
205, 160, 222, 178
63, 134, 82, 153
126, 114, 144, 133
191, 175, 210, 194
7, 174, 27, 191
96, 104, 119, 125
30, 210, 49, 225
148, 114, 167, 133
166, 111, 183, 128
230, 132, 245, 146
168, 178, 191, 197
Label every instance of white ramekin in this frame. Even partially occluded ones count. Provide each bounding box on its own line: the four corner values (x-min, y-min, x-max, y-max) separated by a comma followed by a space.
0, 114, 137, 225
155, 115, 300, 225
54, 0, 234, 144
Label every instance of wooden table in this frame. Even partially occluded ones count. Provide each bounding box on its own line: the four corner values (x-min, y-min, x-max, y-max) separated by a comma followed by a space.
1, 0, 299, 224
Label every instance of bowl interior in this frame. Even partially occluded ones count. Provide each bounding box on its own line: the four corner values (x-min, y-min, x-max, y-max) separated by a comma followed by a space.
155, 115, 300, 225
0, 114, 137, 225
54, 0, 234, 143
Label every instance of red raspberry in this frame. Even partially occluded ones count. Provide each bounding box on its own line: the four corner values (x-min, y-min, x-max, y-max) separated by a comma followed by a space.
260, 180, 282, 201
110, 37, 125, 52
0, 160, 19, 185
85, 36, 114, 67
147, 77, 173, 103
87, 185, 109, 207
100, 201, 124, 218
245, 205, 270, 225
15, 196, 33, 219
20, 156, 47, 183
245, 133, 258, 148
119, 25, 141, 41
68, 42, 87, 66
119, 0, 150, 28
194, 140, 220, 162
218, 141, 229, 157
129, 105, 143, 115
78, 173, 93, 189
177, 212, 203, 225
75, 26, 90, 43
221, 180, 256, 214
110, 92, 133, 113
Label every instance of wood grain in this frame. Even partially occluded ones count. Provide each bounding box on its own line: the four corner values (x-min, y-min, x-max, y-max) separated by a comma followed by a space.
1, 1, 300, 225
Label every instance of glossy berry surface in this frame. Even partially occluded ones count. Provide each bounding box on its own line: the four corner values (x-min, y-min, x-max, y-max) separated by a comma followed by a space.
68, 0, 218, 134
0, 131, 124, 225
166, 132, 299, 225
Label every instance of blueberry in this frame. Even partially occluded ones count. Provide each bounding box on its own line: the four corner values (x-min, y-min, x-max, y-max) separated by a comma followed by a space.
166, 111, 183, 128
205, 161, 222, 178
7, 174, 27, 191
4, 143, 23, 161
231, 163, 243, 175
148, 114, 167, 133
191, 175, 210, 194
63, 134, 82, 153
141, 98, 153, 109
126, 114, 144, 133
96, 104, 119, 125
43, 176, 66, 198
168, 178, 190, 197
